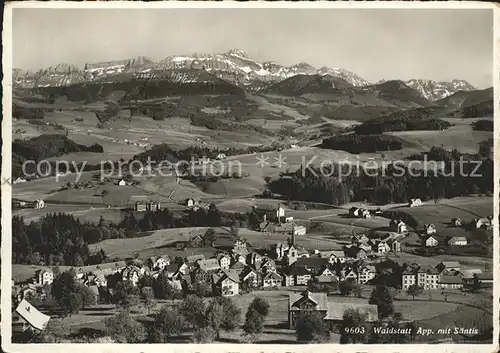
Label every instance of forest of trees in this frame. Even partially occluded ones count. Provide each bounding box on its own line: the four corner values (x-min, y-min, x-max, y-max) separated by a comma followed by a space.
472, 119, 494, 131
12, 135, 104, 179
132, 143, 274, 165
13, 103, 56, 120
269, 156, 493, 205
321, 134, 404, 154
12, 204, 259, 266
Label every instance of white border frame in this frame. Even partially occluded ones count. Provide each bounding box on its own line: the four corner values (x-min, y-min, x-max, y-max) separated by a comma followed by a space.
2, 2, 499, 353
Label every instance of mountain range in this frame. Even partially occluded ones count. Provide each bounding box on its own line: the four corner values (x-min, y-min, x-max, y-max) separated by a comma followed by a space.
13, 48, 477, 100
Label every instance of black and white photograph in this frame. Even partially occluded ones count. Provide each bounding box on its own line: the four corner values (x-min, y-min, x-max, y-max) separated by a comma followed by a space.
1, 2, 498, 351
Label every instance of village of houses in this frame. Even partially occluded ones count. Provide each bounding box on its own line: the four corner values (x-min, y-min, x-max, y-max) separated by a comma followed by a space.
11, 197, 494, 342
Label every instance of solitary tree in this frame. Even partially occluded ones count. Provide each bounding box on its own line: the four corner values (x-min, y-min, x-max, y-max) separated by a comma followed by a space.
406, 284, 423, 300
248, 297, 269, 317
295, 312, 328, 343
114, 280, 141, 311
105, 310, 146, 343
179, 295, 207, 329
148, 306, 185, 343
140, 287, 155, 315
243, 308, 265, 338
369, 286, 394, 319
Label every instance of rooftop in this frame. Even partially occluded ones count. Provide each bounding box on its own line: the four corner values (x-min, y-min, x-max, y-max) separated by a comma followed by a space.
14, 299, 51, 331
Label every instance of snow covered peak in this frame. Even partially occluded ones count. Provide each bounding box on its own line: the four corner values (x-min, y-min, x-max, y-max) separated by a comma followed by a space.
225, 48, 251, 59
405, 79, 476, 101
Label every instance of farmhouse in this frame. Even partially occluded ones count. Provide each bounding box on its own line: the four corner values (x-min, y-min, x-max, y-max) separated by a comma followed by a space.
388, 239, 401, 252
13, 177, 27, 184
451, 218, 462, 227
439, 275, 464, 289
118, 179, 127, 186
33, 199, 45, 209
390, 219, 407, 233
416, 265, 440, 290
409, 198, 423, 207
376, 241, 390, 254
436, 261, 461, 273
263, 272, 282, 288
147, 255, 170, 271
288, 290, 378, 330
349, 207, 361, 217
448, 236, 468, 246
135, 201, 147, 212
401, 268, 417, 290
185, 198, 195, 207
358, 265, 376, 284
12, 299, 50, 334
216, 153, 227, 160
475, 272, 493, 286
34, 269, 54, 286
147, 201, 161, 211
472, 217, 491, 229
214, 270, 240, 296
424, 235, 439, 247
256, 204, 286, 223
424, 224, 437, 235
241, 268, 259, 287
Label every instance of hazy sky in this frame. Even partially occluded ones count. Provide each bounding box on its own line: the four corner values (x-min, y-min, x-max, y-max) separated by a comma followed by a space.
13, 8, 493, 87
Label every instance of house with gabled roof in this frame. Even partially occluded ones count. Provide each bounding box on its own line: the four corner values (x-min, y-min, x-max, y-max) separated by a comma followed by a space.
288, 290, 379, 330
263, 272, 282, 288
147, 255, 171, 271
288, 290, 328, 329
439, 275, 464, 289
390, 219, 407, 233
241, 267, 258, 288
186, 254, 205, 264
12, 299, 51, 334
358, 265, 376, 284
436, 261, 461, 273
401, 267, 417, 290
409, 198, 423, 207
451, 218, 462, 227
377, 241, 390, 254
424, 224, 437, 235
214, 270, 240, 296
424, 235, 439, 247
448, 236, 468, 246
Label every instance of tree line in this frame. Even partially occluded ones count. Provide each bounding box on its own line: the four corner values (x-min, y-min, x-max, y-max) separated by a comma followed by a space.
12, 204, 260, 266
269, 155, 493, 206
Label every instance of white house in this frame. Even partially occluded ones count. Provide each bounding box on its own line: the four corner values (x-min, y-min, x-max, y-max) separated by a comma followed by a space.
35, 269, 54, 286
409, 198, 423, 207
263, 272, 282, 288
390, 219, 407, 233
216, 153, 227, 160
358, 265, 376, 284
448, 236, 468, 246
276, 206, 286, 220
13, 177, 27, 184
424, 235, 439, 247
451, 218, 462, 227
218, 254, 231, 270
33, 199, 45, 209
118, 179, 127, 186
185, 198, 195, 207
361, 209, 372, 219
148, 256, 170, 271
377, 242, 390, 254
424, 224, 437, 235
293, 225, 307, 236
215, 271, 240, 296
